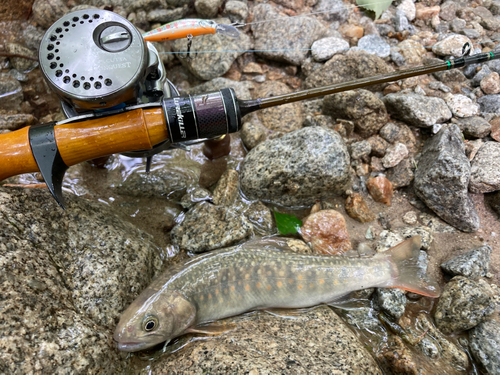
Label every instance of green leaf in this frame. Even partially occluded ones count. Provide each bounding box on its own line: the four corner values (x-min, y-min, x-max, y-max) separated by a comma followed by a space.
273, 211, 302, 235
356, 0, 394, 19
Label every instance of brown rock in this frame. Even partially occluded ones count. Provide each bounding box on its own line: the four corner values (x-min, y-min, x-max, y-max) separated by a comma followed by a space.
212, 169, 239, 206
340, 24, 364, 39
300, 210, 352, 255
345, 193, 376, 223
367, 135, 390, 157
416, 4, 440, 20
371, 156, 385, 172
243, 62, 264, 74
367, 176, 393, 205
480, 72, 500, 94
383, 83, 401, 95
490, 117, 500, 142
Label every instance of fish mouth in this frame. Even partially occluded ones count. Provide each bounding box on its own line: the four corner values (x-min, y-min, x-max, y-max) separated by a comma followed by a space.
115, 340, 149, 352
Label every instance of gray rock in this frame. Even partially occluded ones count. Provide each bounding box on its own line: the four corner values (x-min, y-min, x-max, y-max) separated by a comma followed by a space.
383, 93, 452, 128
195, 0, 223, 18
391, 49, 406, 66
240, 120, 268, 150
323, 89, 388, 138
398, 226, 433, 250
414, 125, 480, 232
462, 28, 482, 39
222, 1, 249, 24
428, 81, 452, 92
303, 114, 334, 128
243, 201, 275, 236
386, 158, 415, 188
0, 114, 36, 131
375, 231, 405, 252
171, 202, 253, 253
441, 245, 492, 278
472, 65, 492, 87
451, 116, 491, 138
0, 187, 163, 373
434, 277, 496, 334
474, 6, 500, 30
305, 51, 392, 91
376, 288, 407, 319
444, 94, 479, 118
379, 122, 416, 152
450, 18, 466, 32
180, 187, 212, 209
31, 0, 69, 28
440, 1, 458, 21
256, 81, 303, 133
357, 35, 391, 58
350, 140, 371, 160
367, 135, 390, 157
0, 74, 23, 111
22, 25, 45, 52
240, 127, 350, 206
432, 34, 473, 57
7, 68, 29, 82
470, 142, 500, 193
126, 0, 168, 12
311, 37, 349, 62
173, 24, 251, 80
469, 320, 500, 374
382, 143, 408, 168
397, 0, 416, 20
394, 9, 409, 32
314, 0, 349, 23
147, 6, 189, 23
478, 94, 500, 115
144, 307, 382, 374
486, 190, 500, 216
212, 169, 239, 206
184, 77, 253, 100
251, 4, 325, 66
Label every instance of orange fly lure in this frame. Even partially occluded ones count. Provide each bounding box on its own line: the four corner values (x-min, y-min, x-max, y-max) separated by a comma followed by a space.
143, 19, 239, 42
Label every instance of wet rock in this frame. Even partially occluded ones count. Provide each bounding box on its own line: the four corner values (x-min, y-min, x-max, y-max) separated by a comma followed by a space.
367, 176, 393, 206
6, 44, 38, 73
240, 120, 268, 150
323, 89, 388, 138
243, 201, 275, 236
240, 127, 350, 206
376, 289, 407, 319
194, 0, 222, 17
470, 142, 500, 193
386, 158, 415, 188
382, 143, 408, 168
145, 307, 382, 374
357, 35, 391, 58
345, 193, 375, 223
171, 202, 253, 253
222, 1, 249, 24
349, 140, 371, 161
379, 336, 420, 374
212, 169, 239, 206
434, 277, 496, 334
311, 37, 349, 62
478, 94, 500, 115
414, 124, 479, 232
444, 93, 479, 118
22, 25, 45, 52
441, 245, 492, 278
469, 320, 500, 374
376, 231, 405, 252
432, 34, 473, 57
0, 113, 36, 131
451, 116, 491, 138
252, 4, 325, 66
180, 187, 212, 209
481, 71, 500, 94
256, 81, 303, 133
0, 187, 163, 373
0, 74, 23, 111
32, 0, 69, 28
116, 165, 196, 200
300, 210, 351, 255
383, 93, 452, 128
184, 77, 253, 100
173, 23, 251, 80
147, 6, 189, 23
305, 51, 392, 91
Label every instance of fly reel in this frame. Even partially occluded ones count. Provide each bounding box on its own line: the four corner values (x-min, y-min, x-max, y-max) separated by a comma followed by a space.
39, 9, 179, 160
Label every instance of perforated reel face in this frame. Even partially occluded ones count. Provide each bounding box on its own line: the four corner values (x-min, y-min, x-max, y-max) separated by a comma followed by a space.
39, 9, 148, 110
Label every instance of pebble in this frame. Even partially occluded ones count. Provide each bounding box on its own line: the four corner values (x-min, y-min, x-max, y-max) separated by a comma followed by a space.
386, 158, 415, 188
469, 320, 500, 374
399, 226, 433, 250
398, 39, 427, 66
441, 245, 492, 278
434, 277, 496, 334
382, 143, 408, 169
383, 93, 452, 128
0, 114, 36, 131
398, 0, 416, 21
433, 34, 473, 57
367, 176, 393, 206
414, 124, 480, 232
240, 127, 350, 206
444, 94, 479, 118
350, 140, 371, 161
345, 193, 376, 223
439, 1, 458, 21
469, 141, 500, 193
301, 210, 352, 255
194, 0, 222, 18
180, 187, 212, 209
240, 120, 268, 150
480, 71, 500, 94
212, 169, 240, 206
478, 94, 500, 115
491, 116, 500, 141
376, 288, 407, 319
402, 211, 418, 225
222, 1, 249, 24
465, 139, 483, 161
243, 201, 275, 236
394, 9, 410, 33
311, 37, 349, 62
357, 35, 391, 58
171, 202, 253, 253
367, 135, 390, 157
452, 116, 491, 138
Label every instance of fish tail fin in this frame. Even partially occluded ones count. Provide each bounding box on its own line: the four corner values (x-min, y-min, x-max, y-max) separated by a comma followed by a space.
381, 236, 441, 298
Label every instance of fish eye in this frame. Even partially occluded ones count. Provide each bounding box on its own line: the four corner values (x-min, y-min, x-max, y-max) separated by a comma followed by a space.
143, 316, 158, 332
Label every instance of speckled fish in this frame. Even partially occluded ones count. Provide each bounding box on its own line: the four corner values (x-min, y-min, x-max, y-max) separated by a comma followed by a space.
142, 19, 239, 42
114, 236, 440, 352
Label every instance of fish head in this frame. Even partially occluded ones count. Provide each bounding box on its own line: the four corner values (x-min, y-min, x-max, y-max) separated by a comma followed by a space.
114, 289, 197, 352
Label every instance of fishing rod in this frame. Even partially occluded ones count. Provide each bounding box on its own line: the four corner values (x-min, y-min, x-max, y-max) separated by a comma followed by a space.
0, 9, 498, 208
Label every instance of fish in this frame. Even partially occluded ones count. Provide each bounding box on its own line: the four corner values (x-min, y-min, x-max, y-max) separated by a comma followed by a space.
142, 19, 239, 42
114, 236, 440, 352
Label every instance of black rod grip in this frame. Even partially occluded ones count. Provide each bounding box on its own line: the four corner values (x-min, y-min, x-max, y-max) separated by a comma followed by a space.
162, 88, 242, 143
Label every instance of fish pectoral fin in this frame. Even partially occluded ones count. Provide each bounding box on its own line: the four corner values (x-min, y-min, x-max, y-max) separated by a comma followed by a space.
185, 322, 237, 336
